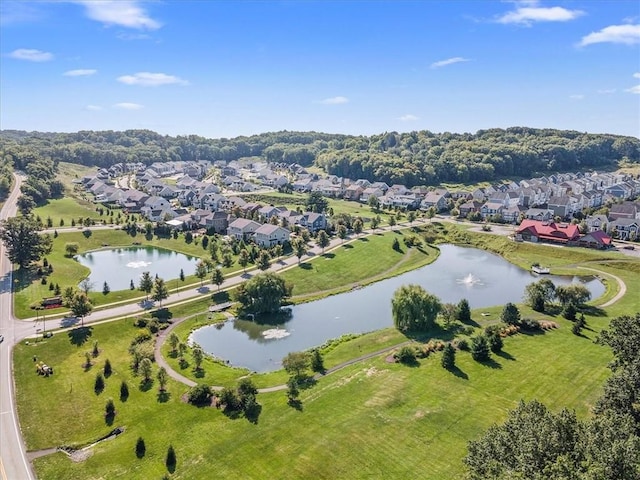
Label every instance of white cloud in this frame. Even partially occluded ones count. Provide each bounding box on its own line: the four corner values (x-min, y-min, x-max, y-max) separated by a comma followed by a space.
569, 94, 585, 100
85, 105, 103, 111
319, 96, 349, 105
113, 102, 143, 110
117, 72, 188, 86
579, 24, 640, 46
8, 48, 53, 62
430, 57, 469, 69
626, 85, 640, 94
497, 1, 584, 25
398, 114, 419, 121
633, 73, 640, 79
64, 69, 97, 77
75, 1, 161, 30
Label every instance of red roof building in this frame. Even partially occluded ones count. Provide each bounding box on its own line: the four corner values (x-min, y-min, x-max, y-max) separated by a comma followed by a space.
516, 220, 580, 244
578, 230, 613, 249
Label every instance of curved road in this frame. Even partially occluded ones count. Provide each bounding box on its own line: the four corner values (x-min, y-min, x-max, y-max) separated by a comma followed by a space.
0, 173, 36, 480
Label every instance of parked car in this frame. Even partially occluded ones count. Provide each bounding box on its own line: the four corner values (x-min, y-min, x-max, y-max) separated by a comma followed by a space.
623, 245, 635, 250
0, 334, 4, 343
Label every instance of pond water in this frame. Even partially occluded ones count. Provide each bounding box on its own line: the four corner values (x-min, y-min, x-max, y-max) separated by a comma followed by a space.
75, 246, 199, 291
190, 244, 605, 373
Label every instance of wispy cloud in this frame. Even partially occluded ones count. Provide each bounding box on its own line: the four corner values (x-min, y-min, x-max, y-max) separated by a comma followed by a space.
430, 57, 469, 69
398, 114, 419, 121
569, 94, 585, 100
85, 105, 103, 111
579, 24, 640, 46
64, 69, 97, 77
633, 73, 640, 79
8, 48, 53, 62
0, 1, 43, 25
117, 72, 188, 86
497, 1, 584, 25
319, 96, 349, 105
626, 73, 640, 95
74, 1, 161, 30
117, 32, 152, 41
113, 102, 143, 110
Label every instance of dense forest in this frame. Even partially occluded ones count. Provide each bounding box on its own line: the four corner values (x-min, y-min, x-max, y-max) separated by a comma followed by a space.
1, 128, 638, 186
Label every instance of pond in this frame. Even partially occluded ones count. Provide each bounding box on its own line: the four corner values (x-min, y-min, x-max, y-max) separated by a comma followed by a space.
190, 244, 605, 373
75, 246, 199, 291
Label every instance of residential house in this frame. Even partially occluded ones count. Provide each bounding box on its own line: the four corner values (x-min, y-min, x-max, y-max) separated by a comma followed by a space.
297, 212, 328, 233
609, 218, 639, 241
253, 224, 291, 248
585, 214, 609, 233
524, 208, 554, 222
421, 192, 449, 212
227, 218, 261, 241
609, 202, 639, 221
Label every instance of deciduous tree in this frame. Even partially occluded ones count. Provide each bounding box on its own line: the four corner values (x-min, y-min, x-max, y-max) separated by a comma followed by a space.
391, 284, 441, 332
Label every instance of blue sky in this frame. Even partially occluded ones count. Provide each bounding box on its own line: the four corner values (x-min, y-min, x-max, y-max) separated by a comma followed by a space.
1, 1, 639, 138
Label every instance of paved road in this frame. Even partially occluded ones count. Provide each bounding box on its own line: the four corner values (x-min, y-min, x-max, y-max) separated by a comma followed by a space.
0, 173, 36, 480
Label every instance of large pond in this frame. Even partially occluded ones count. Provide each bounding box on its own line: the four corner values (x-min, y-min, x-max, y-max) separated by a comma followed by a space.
75, 246, 199, 291
191, 244, 605, 373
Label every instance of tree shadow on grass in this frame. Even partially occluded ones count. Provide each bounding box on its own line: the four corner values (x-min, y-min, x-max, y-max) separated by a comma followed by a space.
581, 305, 607, 317
68, 327, 93, 346
211, 291, 231, 303
139, 379, 153, 392
520, 328, 546, 337
479, 358, 502, 369
245, 404, 262, 424
495, 350, 516, 361
321, 253, 335, 259
287, 398, 303, 411
298, 263, 312, 270
358, 237, 369, 242
157, 391, 170, 403
105, 412, 115, 426
342, 244, 354, 249
152, 308, 172, 321
399, 358, 420, 368
448, 365, 469, 380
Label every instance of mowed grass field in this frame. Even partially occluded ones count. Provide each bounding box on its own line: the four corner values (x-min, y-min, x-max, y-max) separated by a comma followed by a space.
13, 228, 640, 479
20, 307, 612, 480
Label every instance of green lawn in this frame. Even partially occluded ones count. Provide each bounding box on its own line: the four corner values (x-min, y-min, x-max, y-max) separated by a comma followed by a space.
20, 305, 612, 479
13, 227, 640, 479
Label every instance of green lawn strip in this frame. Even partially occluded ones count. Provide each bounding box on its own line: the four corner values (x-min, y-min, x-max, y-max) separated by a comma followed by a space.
27, 316, 610, 480
283, 233, 437, 297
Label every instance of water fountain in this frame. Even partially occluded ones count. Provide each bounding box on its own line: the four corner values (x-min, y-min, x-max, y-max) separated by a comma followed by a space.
457, 273, 481, 286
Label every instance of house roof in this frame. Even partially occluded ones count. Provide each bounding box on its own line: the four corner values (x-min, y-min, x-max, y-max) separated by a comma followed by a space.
581, 230, 612, 245
516, 220, 580, 242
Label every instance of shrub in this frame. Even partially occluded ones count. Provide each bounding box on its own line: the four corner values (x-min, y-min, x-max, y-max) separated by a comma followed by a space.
187, 384, 212, 406
562, 303, 577, 321
166, 445, 176, 472
455, 338, 470, 351
103, 359, 112, 377
471, 335, 490, 362
520, 318, 541, 331
395, 346, 417, 364
487, 334, 503, 353
120, 381, 129, 402
441, 343, 455, 370
94, 373, 105, 394
105, 398, 115, 417
133, 317, 149, 328
135, 437, 146, 458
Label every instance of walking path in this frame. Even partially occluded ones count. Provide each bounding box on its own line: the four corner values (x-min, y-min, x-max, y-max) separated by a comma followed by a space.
577, 266, 627, 308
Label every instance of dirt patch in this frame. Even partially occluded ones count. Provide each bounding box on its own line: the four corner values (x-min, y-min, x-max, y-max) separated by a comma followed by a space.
414, 410, 425, 419
385, 355, 397, 364
70, 449, 93, 463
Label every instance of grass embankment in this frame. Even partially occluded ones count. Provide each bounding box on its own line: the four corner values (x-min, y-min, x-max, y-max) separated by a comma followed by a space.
283, 232, 438, 300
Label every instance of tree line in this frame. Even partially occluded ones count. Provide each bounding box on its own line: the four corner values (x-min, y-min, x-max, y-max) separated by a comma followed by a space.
1, 127, 638, 186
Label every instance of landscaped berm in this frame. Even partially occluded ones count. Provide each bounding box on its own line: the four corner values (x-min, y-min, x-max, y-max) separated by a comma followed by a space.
13, 230, 640, 479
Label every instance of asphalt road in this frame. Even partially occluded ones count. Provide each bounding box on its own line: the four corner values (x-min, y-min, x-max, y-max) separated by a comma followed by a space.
0, 173, 36, 480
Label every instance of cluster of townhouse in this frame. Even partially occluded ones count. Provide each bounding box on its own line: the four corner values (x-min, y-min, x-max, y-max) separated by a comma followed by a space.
79, 159, 640, 248
79, 160, 328, 248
